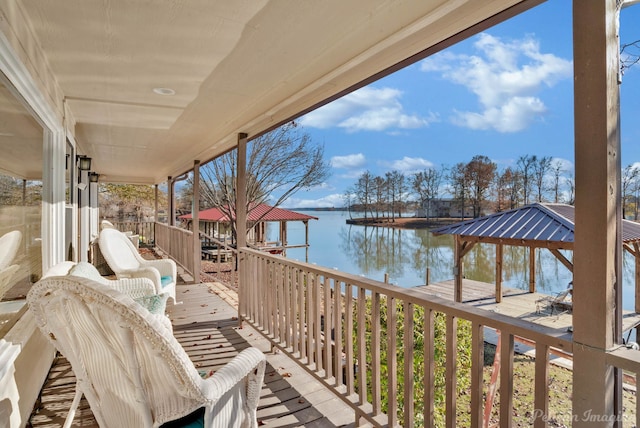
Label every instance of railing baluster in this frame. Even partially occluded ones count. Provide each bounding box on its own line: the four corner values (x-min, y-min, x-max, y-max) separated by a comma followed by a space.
471, 322, 484, 428
324, 277, 333, 380
534, 342, 549, 428
357, 287, 367, 405
292, 267, 299, 354
372, 292, 381, 415
299, 270, 306, 361
283, 264, 291, 346
334, 280, 343, 387
500, 331, 515, 428
345, 284, 355, 396
403, 302, 414, 428
271, 261, 277, 338
387, 296, 397, 426
424, 307, 434, 428
315, 274, 323, 372
445, 314, 458, 428
307, 272, 314, 364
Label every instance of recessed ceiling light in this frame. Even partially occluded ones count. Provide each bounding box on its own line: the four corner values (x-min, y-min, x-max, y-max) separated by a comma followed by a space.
153, 87, 176, 96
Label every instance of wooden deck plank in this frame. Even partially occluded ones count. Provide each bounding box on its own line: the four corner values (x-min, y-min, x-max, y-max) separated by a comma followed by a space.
415, 278, 640, 335
30, 279, 356, 427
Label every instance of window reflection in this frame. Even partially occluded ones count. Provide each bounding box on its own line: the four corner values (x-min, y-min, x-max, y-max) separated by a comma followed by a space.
0, 74, 44, 328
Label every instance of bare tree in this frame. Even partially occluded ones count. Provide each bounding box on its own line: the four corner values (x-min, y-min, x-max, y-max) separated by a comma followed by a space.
412, 167, 444, 218
494, 167, 521, 211
622, 164, 640, 219
373, 175, 386, 218
565, 173, 575, 205
198, 122, 330, 240
449, 162, 470, 220
621, 39, 640, 76
550, 160, 566, 203
354, 171, 375, 219
532, 156, 552, 202
385, 170, 406, 220
517, 154, 537, 205
465, 155, 497, 218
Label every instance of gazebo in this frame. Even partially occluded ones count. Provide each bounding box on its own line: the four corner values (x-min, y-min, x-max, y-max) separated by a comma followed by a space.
432, 203, 640, 312
179, 203, 318, 259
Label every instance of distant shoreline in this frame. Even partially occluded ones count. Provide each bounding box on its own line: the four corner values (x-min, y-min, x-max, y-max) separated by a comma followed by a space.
345, 216, 465, 229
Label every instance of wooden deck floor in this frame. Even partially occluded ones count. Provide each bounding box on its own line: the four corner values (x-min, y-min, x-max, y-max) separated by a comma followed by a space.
30, 280, 357, 427
414, 278, 640, 336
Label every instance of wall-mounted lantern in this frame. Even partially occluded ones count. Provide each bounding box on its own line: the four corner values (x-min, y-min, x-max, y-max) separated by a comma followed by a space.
77, 155, 92, 171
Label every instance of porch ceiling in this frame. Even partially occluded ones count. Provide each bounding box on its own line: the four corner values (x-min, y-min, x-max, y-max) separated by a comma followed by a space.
13, 0, 538, 184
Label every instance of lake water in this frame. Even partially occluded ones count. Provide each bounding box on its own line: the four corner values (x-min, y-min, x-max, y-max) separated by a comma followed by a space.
267, 209, 637, 311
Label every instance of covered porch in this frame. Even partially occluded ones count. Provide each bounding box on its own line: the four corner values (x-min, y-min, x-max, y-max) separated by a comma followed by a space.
0, 0, 638, 427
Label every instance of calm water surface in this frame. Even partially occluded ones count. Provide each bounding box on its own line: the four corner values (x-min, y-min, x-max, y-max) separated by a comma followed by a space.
268, 210, 636, 311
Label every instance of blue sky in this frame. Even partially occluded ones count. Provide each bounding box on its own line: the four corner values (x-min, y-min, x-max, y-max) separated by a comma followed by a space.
277, 0, 640, 209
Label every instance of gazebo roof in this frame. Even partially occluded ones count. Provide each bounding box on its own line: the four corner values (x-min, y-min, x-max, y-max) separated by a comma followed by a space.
431, 203, 640, 246
179, 203, 318, 223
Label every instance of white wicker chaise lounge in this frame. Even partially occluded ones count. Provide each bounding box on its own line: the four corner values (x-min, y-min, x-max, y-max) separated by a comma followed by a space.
27, 275, 266, 428
99, 227, 177, 302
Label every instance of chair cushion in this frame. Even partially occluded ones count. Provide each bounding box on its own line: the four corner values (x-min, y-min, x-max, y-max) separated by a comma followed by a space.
69, 262, 109, 285
134, 294, 169, 316
161, 275, 173, 287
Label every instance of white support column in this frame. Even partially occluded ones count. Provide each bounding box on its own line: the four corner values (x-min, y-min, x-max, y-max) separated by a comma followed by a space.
78, 169, 90, 262
168, 177, 175, 226
572, 1, 621, 425
154, 184, 159, 222
41, 129, 66, 271
192, 160, 201, 283
89, 180, 99, 242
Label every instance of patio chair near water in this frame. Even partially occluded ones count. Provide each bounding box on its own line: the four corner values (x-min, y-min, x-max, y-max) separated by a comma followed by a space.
27, 275, 266, 428
535, 282, 573, 316
99, 227, 177, 302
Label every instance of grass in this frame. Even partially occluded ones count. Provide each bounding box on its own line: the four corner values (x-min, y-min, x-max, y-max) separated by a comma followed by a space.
475, 343, 638, 428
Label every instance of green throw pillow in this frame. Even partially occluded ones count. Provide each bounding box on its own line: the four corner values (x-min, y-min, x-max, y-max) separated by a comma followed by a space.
134, 294, 169, 315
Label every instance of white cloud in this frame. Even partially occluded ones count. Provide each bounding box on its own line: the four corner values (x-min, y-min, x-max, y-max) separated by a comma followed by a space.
280, 194, 346, 208
331, 153, 366, 169
380, 156, 434, 174
421, 33, 572, 133
300, 87, 437, 132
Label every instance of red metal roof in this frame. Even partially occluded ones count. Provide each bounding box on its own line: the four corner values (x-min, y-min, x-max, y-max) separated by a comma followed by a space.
179, 203, 318, 222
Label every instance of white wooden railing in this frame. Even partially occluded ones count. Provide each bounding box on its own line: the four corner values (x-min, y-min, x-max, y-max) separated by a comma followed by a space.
238, 247, 581, 427
155, 223, 194, 275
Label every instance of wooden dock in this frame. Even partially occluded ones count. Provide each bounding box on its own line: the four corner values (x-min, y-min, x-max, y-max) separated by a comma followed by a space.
30, 280, 356, 427
414, 278, 640, 336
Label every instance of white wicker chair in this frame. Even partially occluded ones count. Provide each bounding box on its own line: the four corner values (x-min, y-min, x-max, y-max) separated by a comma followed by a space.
0, 230, 22, 300
99, 227, 177, 302
27, 276, 266, 428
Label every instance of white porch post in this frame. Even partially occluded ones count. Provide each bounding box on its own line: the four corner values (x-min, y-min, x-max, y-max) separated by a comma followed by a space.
41, 130, 66, 270
78, 169, 90, 262
168, 176, 175, 226
192, 160, 201, 283
89, 180, 99, 242
572, 0, 621, 425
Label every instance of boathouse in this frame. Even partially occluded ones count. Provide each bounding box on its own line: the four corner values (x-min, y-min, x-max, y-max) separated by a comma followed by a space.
179, 203, 318, 258
432, 203, 640, 314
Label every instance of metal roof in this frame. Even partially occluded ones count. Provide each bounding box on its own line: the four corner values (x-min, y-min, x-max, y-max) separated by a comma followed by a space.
180, 203, 318, 223
431, 203, 640, 245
